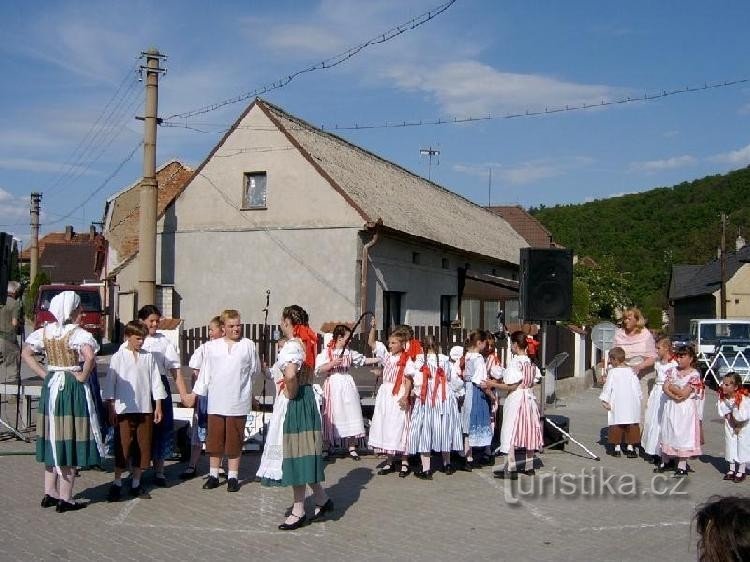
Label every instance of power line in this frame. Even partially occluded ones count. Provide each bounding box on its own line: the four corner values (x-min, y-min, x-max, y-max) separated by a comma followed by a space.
160, 77, 748, 135
162, 0, 457, 122
45, 60, 141, 194
45, 140, 143, 227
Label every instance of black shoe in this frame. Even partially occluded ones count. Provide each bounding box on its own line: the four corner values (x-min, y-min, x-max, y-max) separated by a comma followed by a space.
227, 478, 240, 493
377, 464, 396, 476
311, 498, 334, 521
203, 475, 221, 489
398, 466, 411, 478
415, 469, 433, 480
106, 484, 122, 503
153, 474, 168, 487
522, 469, 536, 476
55, 500, 87, 513
348, 449, 361, 461
479, 455, 496, 466
493, 470, 518, 480
40, 494, 59, 508
131, 485, 151, 499
653, 464, 667, 474
458, 461, 473, 472
674, 468, 689, 478
278, 513, 308, 531
625, 449, 638, 459
611, 450, 622, 457
443, 464, 455, 475
467, 459, 484, 469
179, 467, 197, 480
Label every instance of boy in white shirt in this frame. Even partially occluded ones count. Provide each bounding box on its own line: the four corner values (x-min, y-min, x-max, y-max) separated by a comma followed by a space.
179, 310, 260, 492
600, 346, 643, 458
103, 321, 167, 501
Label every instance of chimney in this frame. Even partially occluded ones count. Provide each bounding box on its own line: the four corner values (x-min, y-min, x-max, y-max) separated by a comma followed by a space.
65, 225, 74, 241
737, 235, 746, 252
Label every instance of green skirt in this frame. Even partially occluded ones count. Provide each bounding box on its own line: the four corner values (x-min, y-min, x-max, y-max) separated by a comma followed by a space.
279, 384, 324, 487
36, 371, 101, 469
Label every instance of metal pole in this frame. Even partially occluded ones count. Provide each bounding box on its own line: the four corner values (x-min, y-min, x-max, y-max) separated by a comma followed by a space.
137, 49, 166, 307
539, 321, 547, 418
29, 192, 41, 283
720, 212, 727, 319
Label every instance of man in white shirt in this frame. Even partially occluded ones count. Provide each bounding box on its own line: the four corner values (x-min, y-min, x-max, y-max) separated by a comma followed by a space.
180, 310, 260, 492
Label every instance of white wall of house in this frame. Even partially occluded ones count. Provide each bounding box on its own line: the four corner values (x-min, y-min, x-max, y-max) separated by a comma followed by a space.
713, 263, 750, 317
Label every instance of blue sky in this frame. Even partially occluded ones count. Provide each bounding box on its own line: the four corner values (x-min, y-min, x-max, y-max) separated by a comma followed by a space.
1, 0, 748, 243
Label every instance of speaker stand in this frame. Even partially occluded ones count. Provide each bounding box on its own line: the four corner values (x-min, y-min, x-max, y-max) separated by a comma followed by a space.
538, 322, 599, 461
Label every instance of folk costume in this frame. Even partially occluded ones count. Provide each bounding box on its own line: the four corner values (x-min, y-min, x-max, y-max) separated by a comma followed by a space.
718, 389, 750, 468
641, 358, 676, 456
599, 366, 642, 447
660, 367, 703, 458
460, 352, 493, 448
498, 355, 543, 455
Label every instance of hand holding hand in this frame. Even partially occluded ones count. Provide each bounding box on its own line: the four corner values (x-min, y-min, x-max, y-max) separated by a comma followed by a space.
154, 407, 163, 424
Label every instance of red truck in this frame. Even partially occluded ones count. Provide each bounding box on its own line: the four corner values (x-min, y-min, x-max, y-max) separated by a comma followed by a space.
34, 284, 105, 343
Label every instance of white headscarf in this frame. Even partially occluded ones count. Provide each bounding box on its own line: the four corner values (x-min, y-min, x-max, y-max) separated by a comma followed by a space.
47, 291, 81, 337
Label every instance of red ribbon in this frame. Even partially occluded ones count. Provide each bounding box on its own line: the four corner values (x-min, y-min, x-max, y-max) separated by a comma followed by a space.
392, 352, 409, 397
293, 324, 317, 370
720, 386, 749, 406
407, 339, 423, 361
419, 363, 431, 403
431, 367, 446, 406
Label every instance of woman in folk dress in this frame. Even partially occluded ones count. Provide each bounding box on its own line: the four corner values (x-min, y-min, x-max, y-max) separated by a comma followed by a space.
484, 330, 543, 478
409, 336, 463, 479
656, 345, 703, 477
315, 324, 380, 460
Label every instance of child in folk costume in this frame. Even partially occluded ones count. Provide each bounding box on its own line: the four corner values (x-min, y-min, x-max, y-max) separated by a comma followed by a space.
22, 291, 104, 512
178, 310, 260, 493
104, 321, 167, 501
137, 305, 181, 487
315, 324, 380, 460
718, 372, 750, 482
368, 323, 416, 478
483, 330, 543, 478
397, 324, 424, 361
641, 336, 676, 463
483, 332, 503, 461
409, 336, 463, 479
457, 330, 495, 469
599, 347, 642, 458
179, 316, 223, 480
656, 344, 703, 477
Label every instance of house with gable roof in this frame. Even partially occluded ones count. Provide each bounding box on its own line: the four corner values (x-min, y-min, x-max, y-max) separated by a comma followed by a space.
113, 99, 528, 332
102, 159, 193, 332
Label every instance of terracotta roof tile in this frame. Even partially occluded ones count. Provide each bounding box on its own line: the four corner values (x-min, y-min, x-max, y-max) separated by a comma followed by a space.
105, 160, 192, 269
486, 205, 561, 248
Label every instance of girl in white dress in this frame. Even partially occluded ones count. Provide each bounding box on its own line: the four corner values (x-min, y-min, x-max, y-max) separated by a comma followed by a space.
409, 336, 463, 479
315, 324, 380, 460
368, 325, 416, 478
642, 336, 676, 463
484, 330, 542, 477
656, 345, 703, 477
457, 330, 494, 470
718, 372, 750, 483
599, 347, 642, 458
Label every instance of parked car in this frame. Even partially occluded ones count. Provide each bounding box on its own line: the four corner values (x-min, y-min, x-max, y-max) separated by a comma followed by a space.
34, 284, 105, 343
669, 333, 692, 348
702, 339, 750, 386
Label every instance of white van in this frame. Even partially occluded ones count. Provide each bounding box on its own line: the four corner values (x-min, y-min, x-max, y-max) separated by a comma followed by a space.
689, 318, 750, 356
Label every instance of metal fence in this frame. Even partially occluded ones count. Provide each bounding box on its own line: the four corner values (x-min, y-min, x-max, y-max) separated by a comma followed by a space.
698, 348, 750, 386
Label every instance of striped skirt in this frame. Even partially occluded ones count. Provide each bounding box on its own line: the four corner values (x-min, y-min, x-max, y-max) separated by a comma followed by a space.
36, 371, 101, 469
278, 384, 325, 487
408, 396, 463, 454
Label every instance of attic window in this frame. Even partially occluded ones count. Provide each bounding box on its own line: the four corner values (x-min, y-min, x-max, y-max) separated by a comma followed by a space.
243, 172, 267, 209
441, 258, 449, 269
412, 252, 421, 265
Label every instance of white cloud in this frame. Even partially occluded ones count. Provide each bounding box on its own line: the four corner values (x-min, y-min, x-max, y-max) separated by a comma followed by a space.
454, 156, 594, 186
0, 158, 98, 175
0, 187, 30, 227
710, 143, 750, 167
628, 155, 696, 173
384, 60, 624, 116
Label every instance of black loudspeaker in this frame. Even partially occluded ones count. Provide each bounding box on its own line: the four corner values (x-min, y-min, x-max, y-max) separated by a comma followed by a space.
542, 414, 570, 450
519, 248, 573, 322
0, 232, 11, 304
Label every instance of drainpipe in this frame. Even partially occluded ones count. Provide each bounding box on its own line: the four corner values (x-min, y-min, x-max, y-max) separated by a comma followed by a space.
360, 221, 381, 329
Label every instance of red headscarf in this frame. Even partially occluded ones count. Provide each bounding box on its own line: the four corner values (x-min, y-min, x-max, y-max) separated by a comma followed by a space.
407, 339, 423, 361
293, 324, 318, 370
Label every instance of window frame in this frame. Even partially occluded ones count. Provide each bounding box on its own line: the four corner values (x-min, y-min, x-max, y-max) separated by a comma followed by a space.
242, 171, 268, 210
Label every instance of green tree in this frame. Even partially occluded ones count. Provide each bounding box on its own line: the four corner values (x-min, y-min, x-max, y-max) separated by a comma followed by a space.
24, 271, 50, 320
574, 257, 632, 322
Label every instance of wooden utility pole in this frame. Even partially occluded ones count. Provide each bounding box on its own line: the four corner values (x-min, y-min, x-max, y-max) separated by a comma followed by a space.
720, 212, 727, 319
137, 49, 166, 307
29, 192, 42, 283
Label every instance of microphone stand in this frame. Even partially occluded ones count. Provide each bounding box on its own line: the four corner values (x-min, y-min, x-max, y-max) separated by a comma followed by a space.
260, 289, 270, 451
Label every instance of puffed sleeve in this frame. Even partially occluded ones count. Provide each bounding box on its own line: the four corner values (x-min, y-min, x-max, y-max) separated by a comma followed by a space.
278, 340, 305, 370
349, 350, 367, 367
373, 341, 388, 362
70, 327, 100, 354
733, 398, 750, 424
314, 350, 329, 374
24, 327, 45, 353
470, 355, 488, 385
404, 358, 418, 378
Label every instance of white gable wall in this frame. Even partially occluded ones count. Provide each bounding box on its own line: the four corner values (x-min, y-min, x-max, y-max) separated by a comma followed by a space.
162, 104, 365, 328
